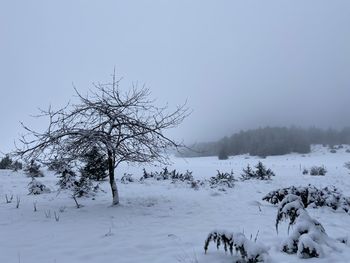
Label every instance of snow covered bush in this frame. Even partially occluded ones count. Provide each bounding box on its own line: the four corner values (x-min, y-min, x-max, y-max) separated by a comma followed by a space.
254, 162, 275, 180
240, 164, 255, 180
57, 166, 77, 190
140, 167, 171, 181
72, 176, 98, 198
310, 166, 327, 176
170, 170, 194, 182
262, 185, 350, 213
49, 158, 77, 189
139, 167, 203, 190
140, 167, 194, 183
190, 179, 205, 190
241, 162, 275, 181
28, 178, 51, 195
204, 230, 269, 262
121, 173, 134, 184
276, 194, 330, 258
24, 160, 44, 177
209, 170, 236, 189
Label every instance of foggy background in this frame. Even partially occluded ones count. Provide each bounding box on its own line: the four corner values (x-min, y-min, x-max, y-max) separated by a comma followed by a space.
1, 0, 350, 154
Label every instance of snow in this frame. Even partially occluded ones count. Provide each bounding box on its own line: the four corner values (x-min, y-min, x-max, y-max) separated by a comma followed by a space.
1, 145, 350, 262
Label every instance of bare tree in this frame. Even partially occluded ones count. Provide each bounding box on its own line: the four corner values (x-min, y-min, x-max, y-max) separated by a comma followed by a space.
16, 70, 190, 205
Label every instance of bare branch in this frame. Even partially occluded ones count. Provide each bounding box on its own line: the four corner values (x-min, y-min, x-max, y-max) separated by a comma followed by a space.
15, 70, 190, 205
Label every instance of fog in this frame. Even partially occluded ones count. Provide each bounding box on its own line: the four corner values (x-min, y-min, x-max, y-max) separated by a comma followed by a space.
1, 0, 350, 153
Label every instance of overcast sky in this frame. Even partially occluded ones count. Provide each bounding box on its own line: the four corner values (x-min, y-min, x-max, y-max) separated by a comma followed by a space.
1, 0, 350, 154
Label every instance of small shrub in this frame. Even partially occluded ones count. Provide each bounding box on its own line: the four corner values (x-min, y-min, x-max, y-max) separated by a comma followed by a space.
209, 170, 236, 189
57, 167, 77, 190
262, 185, 350, 213
310, 166, 327, 176
140, 167, 194, 183
51, 159, 77, 189
337, 145, 344, 149
170, 170, 194, 182
240, 164, 255, 180
204, 230, 269, 262
24, 160, 44, 177
255, 162, 275, 179
190, 180, 203, 190
140, 167, 205, 191
140, 167, 170, 181
276, 194, 330, 258
241, 162, 275, 181
28, 178, 51, 195
72, 176, 95, 198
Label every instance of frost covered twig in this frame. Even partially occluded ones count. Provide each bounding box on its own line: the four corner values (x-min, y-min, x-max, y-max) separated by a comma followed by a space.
54, 211, 60, 222
72, 196, 82, 209
5, 194, 13, 203
16, 196, 20, 209
44, 210, 51, 218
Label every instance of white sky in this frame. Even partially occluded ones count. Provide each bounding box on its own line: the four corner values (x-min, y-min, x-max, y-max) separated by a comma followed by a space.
1, 0, 350, 154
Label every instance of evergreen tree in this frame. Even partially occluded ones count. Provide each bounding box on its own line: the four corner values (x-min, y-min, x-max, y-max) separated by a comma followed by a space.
180, 126, 350, 158
55, 161, 77, 189
218, 138, 229, 160
81, 146, 108, 181
255, 161, 274, 180
0, 155, 13, 169
57, 167, 76, 189
24, 160, 43, 177
72, 175, 94, 197
218, 147, 228, 160
240, 164, 255, 180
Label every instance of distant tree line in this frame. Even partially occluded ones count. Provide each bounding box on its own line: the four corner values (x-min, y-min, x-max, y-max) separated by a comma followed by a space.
0, 154, 22, 170
180, 126, 350, 158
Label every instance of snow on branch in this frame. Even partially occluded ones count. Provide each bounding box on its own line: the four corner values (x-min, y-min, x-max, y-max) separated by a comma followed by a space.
15, 71, 190, 166
263, 185, 350, 213
204, 230, 269, 263
275, 194, 340, 258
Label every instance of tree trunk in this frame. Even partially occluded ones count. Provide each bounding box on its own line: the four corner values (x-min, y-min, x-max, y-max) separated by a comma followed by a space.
108, 151, 119, 205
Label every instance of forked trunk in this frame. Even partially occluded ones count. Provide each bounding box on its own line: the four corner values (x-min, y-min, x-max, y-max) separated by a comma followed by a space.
108, 151, 119, 205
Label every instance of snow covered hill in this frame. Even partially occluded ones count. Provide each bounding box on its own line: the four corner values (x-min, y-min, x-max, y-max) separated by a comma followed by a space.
1, 145, 350, 263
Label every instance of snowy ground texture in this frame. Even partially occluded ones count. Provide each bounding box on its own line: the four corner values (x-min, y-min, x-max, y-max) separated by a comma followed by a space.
1, 145, 350, 263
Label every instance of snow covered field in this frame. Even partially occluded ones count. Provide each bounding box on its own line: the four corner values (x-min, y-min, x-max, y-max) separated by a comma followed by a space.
1, 145, 350, 263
